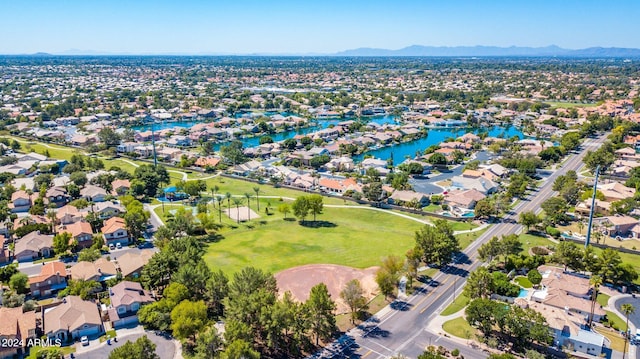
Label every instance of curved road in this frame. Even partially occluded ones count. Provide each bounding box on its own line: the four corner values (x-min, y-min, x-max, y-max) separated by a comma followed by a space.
312, 135, 607, 359
615, 296, 640, 359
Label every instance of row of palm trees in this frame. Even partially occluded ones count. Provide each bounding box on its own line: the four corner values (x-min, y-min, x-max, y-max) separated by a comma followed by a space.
208, 185, 262, 224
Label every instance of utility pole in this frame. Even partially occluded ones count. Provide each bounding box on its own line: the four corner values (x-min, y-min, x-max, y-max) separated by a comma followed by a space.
585, 166, 600, 247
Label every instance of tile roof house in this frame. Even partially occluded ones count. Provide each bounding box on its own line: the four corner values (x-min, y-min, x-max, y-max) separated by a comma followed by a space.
526, 302, 606, 357
388, 190, 429, 206
0, 307, 37, 358
56, 205, 85, 225
114, 249, 155, 278
44, 296, 104, 341
87, 201, 125, 220
9, 190, 32, 213
69, 258, 118, 282
593, 215, 639, 238
80, 185, 108, 203
28, 261, 67, 298
444, 189, 486, 210
14, 231, 54, 262
101, 217, 128, 246
46, 186, 71, 208
111, 179, 131, 196
106, 281, 155, 328
450, 176, 499, 195
59, 221, 94, 249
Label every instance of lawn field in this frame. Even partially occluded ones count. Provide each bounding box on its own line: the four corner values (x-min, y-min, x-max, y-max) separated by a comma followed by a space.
544, 101, 599, 108
442, 317, 474, 339
204, 206, 424, 275
440, 293, 469, 316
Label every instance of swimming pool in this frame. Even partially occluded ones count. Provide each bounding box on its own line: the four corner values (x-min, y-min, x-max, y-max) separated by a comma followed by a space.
518, 289, 530, 298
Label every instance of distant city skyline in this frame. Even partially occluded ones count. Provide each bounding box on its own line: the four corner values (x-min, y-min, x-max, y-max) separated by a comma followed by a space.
1, 0, 640, 55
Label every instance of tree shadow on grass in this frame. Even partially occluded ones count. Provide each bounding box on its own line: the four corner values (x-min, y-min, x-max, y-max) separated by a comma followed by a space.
299, 220, 337, 228
283, 217, 296, 222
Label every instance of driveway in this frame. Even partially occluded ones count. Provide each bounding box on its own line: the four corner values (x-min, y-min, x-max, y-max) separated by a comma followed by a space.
74, 332, 177, 359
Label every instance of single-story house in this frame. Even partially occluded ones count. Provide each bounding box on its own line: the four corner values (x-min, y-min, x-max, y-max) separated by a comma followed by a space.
107, 281, 155, 328
14, 231, 54, 262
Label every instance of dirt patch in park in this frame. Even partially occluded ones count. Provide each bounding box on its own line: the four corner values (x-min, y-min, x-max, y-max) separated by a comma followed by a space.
225, 206, 260, 222
275, 264, 379, 314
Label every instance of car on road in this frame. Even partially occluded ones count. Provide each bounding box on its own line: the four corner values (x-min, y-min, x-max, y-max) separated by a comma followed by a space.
81, 336, 89, 346
138, 241, 154, 249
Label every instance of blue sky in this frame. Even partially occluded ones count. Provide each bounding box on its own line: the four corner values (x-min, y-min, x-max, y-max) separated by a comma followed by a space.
1, 0, 639, 54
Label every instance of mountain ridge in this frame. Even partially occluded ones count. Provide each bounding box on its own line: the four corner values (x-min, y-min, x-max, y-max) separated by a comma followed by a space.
334, 45, 640, 57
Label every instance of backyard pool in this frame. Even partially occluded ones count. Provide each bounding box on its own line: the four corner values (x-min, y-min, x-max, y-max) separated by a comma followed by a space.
518, 288, 530, 298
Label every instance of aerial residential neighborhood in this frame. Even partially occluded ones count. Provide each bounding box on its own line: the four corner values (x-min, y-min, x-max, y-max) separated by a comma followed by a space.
2, 2, 640, 359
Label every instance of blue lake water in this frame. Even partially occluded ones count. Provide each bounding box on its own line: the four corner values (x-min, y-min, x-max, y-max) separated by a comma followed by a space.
131, 116, 524, 162
354, 125, 524, 162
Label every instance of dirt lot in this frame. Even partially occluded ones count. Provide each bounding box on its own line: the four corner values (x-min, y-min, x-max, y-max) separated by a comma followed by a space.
275, 264, 379, 313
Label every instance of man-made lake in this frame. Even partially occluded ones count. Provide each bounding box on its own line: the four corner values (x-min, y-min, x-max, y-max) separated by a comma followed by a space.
132, 116, 524, 162
354, 125, 524, 161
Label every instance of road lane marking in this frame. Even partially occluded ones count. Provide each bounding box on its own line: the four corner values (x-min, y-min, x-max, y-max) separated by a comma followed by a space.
362, 350, 372, 358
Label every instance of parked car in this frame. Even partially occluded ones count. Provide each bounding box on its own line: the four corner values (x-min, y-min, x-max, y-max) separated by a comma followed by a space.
116, 243, 122, 249
81, 336, 89, 346
109, 244, 115, 251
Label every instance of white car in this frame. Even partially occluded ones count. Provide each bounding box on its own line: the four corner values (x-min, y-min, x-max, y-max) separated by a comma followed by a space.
81, 336, 89, 346
116, 243, 122, 249
109, 244, 115, 251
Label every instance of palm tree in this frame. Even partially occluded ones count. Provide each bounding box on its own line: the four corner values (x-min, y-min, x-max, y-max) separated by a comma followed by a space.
588, 275, 602, 327
225, 192, 232, 209
216, 195, 223, 223
577, 220, 585, 235
622, 303, 635, 359
210, 185, 219, 200
46, 209, 57, 234
253, 186, 260, 211
232, 198, 243, 224
244, 193, 252, 221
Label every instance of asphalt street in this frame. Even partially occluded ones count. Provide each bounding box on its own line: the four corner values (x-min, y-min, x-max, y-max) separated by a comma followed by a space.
312, 135, 607, 359
614, 296, 640, 359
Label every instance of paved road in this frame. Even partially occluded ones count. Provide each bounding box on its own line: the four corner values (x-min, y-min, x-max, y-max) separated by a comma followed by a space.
313, 135, 607, 359
74, 332, 177, 359
614, 296, 640, 359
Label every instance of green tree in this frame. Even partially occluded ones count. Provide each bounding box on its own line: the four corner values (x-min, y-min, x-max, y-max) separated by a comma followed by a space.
70, 171, 88, 187
108, 335, 159, 359
307, 194, 324, 222
414, 221, 459, 267
340, 279, 367, 324
527, 269, 542, 286
9, 272, 29, 294
305, 283, 337, 345
220, 140, 246, 165
98, 127, 122, 148
77, 248, 101, 262
553, 241, 584, 271
57, 279, 101, 300
474, 198, 496, 218
278, 203, 291, 219
53, 232, 71, 255
519, 211, 541, 232
170, 300, 208, 341
375, 268, 395, 300
463, 267, 494, 299
193, 326, 223, 359
541, 197, 568, 225
427, 153, 447, 166
292, 196, 310, 223
222, 340, 260, 359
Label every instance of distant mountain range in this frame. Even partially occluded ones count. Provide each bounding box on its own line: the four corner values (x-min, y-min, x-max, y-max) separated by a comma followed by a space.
8, 45, 640, 57
334, 45, 640, 57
